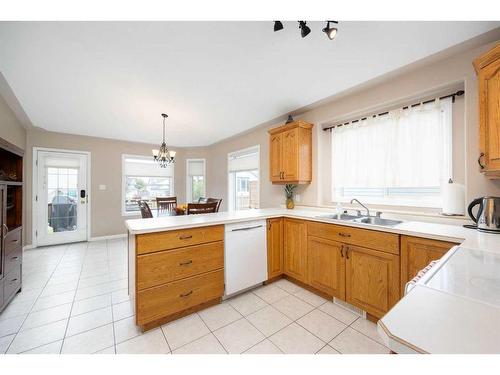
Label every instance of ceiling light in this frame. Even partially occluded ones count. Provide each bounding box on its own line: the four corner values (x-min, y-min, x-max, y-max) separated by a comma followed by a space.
274, 21, 283, 32
298, 21, 311, 38
322, 21, 338, 40
152, 113, 175, 167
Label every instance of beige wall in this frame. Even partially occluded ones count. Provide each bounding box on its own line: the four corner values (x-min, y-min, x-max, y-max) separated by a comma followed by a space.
206, 40, 500, 212
0, 93, 26, 150
24, 128, 210, 245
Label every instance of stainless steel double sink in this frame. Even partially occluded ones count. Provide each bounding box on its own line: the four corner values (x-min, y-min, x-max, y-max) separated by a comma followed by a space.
315, 213, 402, 227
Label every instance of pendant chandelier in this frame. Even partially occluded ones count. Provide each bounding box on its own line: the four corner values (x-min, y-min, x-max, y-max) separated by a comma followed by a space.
152, 113, 176, 167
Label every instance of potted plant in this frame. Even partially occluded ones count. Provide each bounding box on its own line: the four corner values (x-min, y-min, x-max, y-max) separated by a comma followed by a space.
284, 184, 297, 209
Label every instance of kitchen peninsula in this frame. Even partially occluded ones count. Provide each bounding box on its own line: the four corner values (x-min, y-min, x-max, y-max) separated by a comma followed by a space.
126, 207, 500, 353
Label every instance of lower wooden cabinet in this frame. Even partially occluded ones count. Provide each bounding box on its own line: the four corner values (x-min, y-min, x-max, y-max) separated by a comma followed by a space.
345, 245, 400, 319
400, 235, 457, 295
283, 218, 308, 282
267, 218, 284, 279
307, 236, 345, 298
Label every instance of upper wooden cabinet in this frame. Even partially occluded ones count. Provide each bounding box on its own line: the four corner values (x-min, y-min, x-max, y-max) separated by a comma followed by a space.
283, 218, 308, 282
268, 120, 313, 184
267, 218, 284, 279
400, 235, 457, 296
474, 43, 500, 178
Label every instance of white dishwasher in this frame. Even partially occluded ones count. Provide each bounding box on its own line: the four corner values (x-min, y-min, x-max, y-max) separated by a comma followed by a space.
224, 220, 267, 297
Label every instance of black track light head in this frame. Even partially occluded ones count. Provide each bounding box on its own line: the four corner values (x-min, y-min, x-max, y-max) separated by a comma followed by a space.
274, 21, 284, 32
322, 21, 338, 40
298, 21, 311, 38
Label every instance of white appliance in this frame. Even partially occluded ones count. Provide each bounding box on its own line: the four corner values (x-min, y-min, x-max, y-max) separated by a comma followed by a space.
224, 220, 267, 296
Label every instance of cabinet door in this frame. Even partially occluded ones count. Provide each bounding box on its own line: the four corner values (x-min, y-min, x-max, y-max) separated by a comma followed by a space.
307, 236, 345, 299
345, 245, 400, 319
400, 236, 456, 295
283, 218, 307, 282
269, 133, 283, 182
267, 218, 284, 279
478, 58, 500, 173
281, 128, 299, 181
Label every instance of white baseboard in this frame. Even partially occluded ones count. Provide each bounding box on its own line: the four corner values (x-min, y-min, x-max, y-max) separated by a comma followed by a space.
89, 233, 127, 242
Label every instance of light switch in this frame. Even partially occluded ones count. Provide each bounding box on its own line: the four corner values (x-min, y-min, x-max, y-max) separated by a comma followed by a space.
295, 194, 301, 202
99, 184, 107, 191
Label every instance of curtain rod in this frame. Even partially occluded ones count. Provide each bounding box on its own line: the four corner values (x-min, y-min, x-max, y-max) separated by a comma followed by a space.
322, 89, 464, 132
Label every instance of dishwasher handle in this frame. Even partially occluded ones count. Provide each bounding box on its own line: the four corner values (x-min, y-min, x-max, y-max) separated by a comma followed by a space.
231, 224, 263, 232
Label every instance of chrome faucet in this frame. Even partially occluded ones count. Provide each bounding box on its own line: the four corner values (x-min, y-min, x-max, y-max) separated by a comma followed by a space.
350, 199, 370, 217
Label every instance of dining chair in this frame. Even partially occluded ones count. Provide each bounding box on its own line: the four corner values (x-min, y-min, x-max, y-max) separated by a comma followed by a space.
187, 202, 218, 215
206, 198, 222, 212
156, 196, 177, 213
197, 197, 208, 203
139, 201, 153, 218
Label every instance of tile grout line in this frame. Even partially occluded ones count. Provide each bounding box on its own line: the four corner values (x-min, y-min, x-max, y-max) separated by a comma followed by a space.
59, 242, 90, 353
5, 244, 71, 354
106, 240, 118, 354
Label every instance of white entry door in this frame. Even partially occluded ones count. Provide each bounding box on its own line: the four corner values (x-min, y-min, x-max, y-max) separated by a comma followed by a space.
35, 150, 89, 246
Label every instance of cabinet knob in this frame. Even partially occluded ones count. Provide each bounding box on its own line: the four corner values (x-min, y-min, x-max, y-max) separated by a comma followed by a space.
338, 232, 351, 238
179, 260, 193, 266
179, 290, 193, 298
179, 234, 193, 240
340, 245, 344, 258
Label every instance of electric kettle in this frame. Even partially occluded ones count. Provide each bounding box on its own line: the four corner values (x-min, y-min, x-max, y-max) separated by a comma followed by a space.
467, 197, 500, 233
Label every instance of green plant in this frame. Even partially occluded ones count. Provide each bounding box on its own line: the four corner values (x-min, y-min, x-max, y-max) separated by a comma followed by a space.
284, 184, 297, 199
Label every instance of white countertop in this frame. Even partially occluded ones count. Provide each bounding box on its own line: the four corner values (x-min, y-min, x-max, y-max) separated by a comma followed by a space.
125, 207, 500, 353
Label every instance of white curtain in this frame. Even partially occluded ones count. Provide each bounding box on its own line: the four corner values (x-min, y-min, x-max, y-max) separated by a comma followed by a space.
331, 97, 452, 198
124, 155, 173, 177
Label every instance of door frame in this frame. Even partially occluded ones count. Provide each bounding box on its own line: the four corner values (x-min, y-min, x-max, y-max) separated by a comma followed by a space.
32, 147, 91, 248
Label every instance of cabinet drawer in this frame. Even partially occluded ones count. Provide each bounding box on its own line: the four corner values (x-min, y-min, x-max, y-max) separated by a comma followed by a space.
4, 227, 22, 255
137, 241, 224, 290
3, 264, 21, 301
4, 246, 22, 276
136, 225, 224, 255
136, 269, 224, 326
307, 221, 400, 255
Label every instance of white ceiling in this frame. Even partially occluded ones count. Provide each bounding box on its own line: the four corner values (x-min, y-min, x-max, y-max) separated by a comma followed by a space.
0, 21, 498, 147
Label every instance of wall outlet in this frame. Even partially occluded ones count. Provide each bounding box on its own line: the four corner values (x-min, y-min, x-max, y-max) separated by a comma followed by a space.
99, 184, 107, 191
295, 194, 301, 202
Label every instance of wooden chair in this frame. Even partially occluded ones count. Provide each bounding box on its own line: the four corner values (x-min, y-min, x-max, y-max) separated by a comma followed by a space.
187, 202, 218, 215
156, 196, 177, 213
138, 201, 153, 218
197, 197, 208, 203
206, 198, 222, 212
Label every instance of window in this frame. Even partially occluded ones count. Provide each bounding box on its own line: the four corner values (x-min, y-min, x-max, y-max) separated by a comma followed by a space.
122, 155, 174, 215
228, 146, 260, 211
331, 97, 452, 208
186, 159, 206, 203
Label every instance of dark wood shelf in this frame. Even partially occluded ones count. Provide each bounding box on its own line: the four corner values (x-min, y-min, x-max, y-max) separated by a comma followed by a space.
0, 180, 23, 186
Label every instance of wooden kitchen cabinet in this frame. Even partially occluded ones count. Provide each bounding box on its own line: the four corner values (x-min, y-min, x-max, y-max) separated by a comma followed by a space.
283, 218, 308, 282
267, 218, 284, 279
400, 235, 457, 295
474, 43, 500, 178
345, 244, 400, 319
268, 120, 313, 184
307, 236, 345, 299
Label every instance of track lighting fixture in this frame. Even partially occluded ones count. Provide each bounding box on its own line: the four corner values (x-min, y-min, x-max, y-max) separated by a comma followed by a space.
298, 21, 311, 38
272, 21, 339, 40
322, 21, 338, 40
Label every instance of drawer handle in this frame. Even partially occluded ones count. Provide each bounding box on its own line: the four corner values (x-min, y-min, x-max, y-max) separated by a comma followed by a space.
338, 232, 351, 238
179, 260, 193, 266
9, 278, 18, 285
179, 235, 193, 240
11, 239, 19, 243
11, 256, 19, 261
179, 290, 193, 298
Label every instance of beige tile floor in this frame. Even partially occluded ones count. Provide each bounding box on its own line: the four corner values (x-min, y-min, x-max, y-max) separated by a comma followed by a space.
0, 239, 391, 354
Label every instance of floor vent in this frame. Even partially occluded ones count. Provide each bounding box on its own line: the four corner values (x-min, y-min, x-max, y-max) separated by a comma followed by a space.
333, 298, 366, 318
